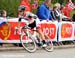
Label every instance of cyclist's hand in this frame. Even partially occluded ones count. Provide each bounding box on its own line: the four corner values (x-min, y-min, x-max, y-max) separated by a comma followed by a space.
52, 19, 55, 22
46, 19, 50, 22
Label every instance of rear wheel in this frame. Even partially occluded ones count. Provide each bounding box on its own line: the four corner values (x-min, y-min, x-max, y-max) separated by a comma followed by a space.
20, 31, 37, 53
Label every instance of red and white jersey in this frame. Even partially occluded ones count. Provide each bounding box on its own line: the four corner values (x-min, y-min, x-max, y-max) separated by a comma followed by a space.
19, 12, 40, 26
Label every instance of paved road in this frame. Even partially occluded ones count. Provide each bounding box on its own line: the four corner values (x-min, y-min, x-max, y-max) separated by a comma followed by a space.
0, 48, 75, 58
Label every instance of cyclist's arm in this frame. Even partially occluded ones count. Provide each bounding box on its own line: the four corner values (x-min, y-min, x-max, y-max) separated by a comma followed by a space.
17, 17, 22, 28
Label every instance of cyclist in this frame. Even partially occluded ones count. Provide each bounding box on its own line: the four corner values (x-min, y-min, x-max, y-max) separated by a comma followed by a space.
17, 6, 47, 47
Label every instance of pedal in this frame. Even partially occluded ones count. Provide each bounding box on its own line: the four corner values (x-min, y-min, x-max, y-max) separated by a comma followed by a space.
36, 43, 42, 47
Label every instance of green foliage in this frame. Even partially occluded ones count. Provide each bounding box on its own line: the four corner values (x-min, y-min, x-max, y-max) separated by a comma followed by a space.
0, 0, 21, 17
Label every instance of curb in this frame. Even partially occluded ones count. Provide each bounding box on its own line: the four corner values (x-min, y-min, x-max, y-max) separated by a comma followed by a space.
54, 45, 75, 49
0, 45, 75, 51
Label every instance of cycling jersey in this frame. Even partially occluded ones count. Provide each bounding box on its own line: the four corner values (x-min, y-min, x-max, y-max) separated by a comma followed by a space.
18, 12, 40, 29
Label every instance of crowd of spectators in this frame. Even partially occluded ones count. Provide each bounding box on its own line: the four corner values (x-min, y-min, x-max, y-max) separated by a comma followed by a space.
18, 0, 75, 22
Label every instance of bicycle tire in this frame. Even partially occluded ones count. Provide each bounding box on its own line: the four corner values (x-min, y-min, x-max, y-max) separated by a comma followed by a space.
44, 34, 54, 52
20, 31, 37, 53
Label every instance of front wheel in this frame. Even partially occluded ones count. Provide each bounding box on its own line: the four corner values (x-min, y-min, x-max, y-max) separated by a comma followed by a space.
44, 34, 54, 52
20, 31, 37, 53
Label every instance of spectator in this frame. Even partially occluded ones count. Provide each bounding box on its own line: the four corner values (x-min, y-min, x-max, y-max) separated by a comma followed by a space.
51, 3, 63, 22
0, 10, 7, 17
51, 6, 60, 22
54, 3, 71, 21
0, 10, 7, 24
36, 0, 53, 21
61, 5, 71, 19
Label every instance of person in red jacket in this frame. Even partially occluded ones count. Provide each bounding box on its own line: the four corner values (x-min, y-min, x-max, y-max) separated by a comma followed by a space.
61, 0, 75, 20
61, 6, 71, 18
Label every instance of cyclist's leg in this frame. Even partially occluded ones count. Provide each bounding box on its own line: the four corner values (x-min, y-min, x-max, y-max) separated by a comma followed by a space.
36, 27, 47, 47
28, 19, 47, 47
35, 18, 47, 47
36, 27, 45, 40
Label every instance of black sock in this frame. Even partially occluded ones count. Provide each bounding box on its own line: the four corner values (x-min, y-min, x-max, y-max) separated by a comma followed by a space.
42, 40, 46, 44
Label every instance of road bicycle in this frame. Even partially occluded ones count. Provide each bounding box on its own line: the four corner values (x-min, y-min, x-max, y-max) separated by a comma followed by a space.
14, 23, 54, 53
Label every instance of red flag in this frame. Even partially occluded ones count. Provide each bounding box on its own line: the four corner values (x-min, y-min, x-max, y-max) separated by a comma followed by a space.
68, 2, 75, 10
66, 0, 75, 10
62, 0, 75, 19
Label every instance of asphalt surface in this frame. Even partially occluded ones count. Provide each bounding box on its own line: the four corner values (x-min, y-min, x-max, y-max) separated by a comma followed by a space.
0, 43, 74, 58
0, 48, 75, 58
0, 44, 75, 51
